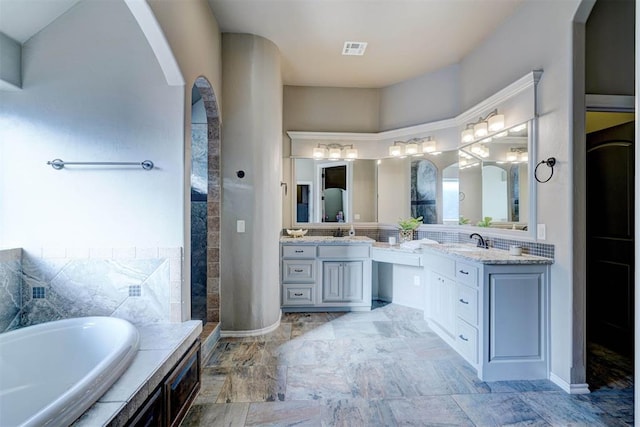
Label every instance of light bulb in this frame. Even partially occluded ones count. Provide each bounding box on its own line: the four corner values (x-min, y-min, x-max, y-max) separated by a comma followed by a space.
313, 147, 326, 158
461, 128, 474, 143
329, 147, 341, 159
345, 148, 358, 159
389, 144, 402, 157
488, 114, 504, 132
474, 121, 488, 138
405, 142, 418, 155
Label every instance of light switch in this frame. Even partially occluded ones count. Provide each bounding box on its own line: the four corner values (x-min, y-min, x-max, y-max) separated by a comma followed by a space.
237, 220, 245, 233
354, 214, 361, 220
537, 224, 546, 240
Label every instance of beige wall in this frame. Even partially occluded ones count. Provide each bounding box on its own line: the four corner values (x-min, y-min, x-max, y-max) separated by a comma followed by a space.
352, 160, 377, 223
377, 158, 410, 223
220, 34, 282, 332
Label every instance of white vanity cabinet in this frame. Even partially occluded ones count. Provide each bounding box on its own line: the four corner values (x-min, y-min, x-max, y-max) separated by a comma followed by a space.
424, 249, 550, 381
280, 239, 372, 312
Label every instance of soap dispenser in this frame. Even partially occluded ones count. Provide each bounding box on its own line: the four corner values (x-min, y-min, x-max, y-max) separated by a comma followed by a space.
348, 224, 355, 236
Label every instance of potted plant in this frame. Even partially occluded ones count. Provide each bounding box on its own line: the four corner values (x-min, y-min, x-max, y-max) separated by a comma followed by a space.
397, 216, 423, 242
477, 216, 492, 227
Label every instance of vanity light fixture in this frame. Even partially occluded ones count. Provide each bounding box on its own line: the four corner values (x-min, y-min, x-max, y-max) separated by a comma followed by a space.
405, 140, 419, 155
519, 151, 528, 162
461, 125, 475, 143
506, 147, 527, 163
506, 152, 518, 162
421, 137, 437, 154
312, 143, 357, 160
389, 142, 403, 157
462, 109, 505, 143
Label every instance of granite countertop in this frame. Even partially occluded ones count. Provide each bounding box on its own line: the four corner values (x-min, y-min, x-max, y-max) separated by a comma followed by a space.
423, 243, 554, 265
73, 320, 202, 427
280, 235, 375, 244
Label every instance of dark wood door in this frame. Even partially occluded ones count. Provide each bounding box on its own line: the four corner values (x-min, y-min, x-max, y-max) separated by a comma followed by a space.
586, 121, 634, 355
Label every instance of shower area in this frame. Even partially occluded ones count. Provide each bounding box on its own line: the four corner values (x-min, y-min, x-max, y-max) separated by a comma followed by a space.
190, 77, 221, 325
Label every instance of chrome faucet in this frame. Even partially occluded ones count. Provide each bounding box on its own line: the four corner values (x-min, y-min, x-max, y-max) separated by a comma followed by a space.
470, 233, 489, 249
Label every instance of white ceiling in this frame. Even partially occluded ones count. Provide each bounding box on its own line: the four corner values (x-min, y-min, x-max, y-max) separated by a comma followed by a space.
208, 0, 525, 88
0, 0, 524, 88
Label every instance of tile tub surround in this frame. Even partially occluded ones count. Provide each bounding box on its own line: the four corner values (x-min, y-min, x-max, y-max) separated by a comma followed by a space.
1, 247, 183, 330
72, 320, 202, 427
0, 248, 22, 332
181, 303, 631, 426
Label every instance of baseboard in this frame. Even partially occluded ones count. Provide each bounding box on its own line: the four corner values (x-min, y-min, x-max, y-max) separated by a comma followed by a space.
549, 372, 590, 394
221, 310, 282, 337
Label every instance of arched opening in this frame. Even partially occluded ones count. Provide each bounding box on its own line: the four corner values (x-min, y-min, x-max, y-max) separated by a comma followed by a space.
190, 77, 221, 328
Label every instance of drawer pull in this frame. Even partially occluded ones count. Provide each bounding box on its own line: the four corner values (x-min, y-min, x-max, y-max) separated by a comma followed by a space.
293, 269, 304, 273
459, 298, 469, 305
294, 250, 304, 253
294, 293, 304, 296
458, 334, 469, 342
459, 270, 469, 275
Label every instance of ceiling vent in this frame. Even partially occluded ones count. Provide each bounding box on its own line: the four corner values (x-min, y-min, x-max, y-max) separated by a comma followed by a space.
342, 41, 367, 56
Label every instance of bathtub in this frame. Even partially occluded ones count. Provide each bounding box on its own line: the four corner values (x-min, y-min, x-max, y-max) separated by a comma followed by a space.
0, 317, 139, 427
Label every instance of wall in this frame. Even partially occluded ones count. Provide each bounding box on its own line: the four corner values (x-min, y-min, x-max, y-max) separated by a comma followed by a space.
377, 158, 410, 223
0, 0, 183, 251
282, 86, 380, 227
147, 0, 222, 322
585, 0, 635, 95
458, 0, 581, 387
379, 63, 460, 131
220, 34, 282, 332
0, 32, 21, 90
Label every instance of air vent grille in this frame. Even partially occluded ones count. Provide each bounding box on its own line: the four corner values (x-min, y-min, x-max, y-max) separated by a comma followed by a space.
342, 41, 367, 56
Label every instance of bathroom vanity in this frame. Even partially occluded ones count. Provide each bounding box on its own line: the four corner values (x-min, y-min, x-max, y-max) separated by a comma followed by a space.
280, 236, 374, 311
421, 244, 552, 381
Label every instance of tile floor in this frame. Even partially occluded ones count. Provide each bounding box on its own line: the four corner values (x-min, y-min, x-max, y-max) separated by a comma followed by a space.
181, 303, 633, 426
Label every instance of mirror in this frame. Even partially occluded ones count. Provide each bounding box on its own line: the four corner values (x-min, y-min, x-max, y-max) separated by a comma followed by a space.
293, 158, 377, 223
292, 122, 530, 231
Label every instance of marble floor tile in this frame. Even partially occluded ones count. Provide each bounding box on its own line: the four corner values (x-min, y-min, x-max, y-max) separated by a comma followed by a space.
180, 402, 249, 427
184, 304, 633, 426
519, 391, 628, 426
453, 393, 551, 426
244, 401, 322, 426
290, 321, 335, 340
195, 367, 227, 404
216, 365, 287, 403
286, 365, 355, 401
372, 320, 431, 338
206, 341, 265, 367
321, 398, 388, 426
331, 320, 382, 339
384, 396, 475, 426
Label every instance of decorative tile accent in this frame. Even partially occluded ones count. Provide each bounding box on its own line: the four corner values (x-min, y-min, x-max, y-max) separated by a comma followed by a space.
32, 287, 45, 299
3, 247, 182, 330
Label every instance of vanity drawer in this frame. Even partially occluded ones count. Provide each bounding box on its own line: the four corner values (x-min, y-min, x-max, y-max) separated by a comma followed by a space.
456, 261, 478, 287
282, 260, 315, 282
282, 245, 316, 258
424, 253, 455, 277
282, 284, 314, 305
317, 245, 370, 259
457, 284, 478, 326
456, 319, 478, 364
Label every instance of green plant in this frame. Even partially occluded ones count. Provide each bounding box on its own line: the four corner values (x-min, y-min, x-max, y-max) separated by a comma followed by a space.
476, 216, 492, 227
398, 216, 423, 230
459, 216, 470, 225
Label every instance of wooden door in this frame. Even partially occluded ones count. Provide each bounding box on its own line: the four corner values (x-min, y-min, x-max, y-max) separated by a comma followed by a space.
586, 121, 634, 355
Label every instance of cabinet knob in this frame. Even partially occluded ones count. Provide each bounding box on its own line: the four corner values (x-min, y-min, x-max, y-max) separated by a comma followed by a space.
458, 334, 469, 342
459, 299, 469, 305
295, 250, 304, 253
459, 270, 469, 275
294, 293, 303, 296
294, 269, 304, 273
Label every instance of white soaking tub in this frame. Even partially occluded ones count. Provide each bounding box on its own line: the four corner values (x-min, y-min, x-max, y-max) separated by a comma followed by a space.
0, 317, 139, 427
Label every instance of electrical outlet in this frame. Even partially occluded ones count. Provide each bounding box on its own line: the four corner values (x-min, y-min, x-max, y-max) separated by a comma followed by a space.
237, 220, 245, 233
537, 224, 546, 240
413, 275, 421, 287
354, 213, 360, 220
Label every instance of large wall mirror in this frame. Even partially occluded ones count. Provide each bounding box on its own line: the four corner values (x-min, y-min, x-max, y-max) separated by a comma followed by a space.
292, 121, 531, 232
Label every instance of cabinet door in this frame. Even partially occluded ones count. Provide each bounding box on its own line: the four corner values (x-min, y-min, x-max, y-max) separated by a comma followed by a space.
322, 262, 343, 301
431, 272, 456, 337
342, 261, 364, 302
